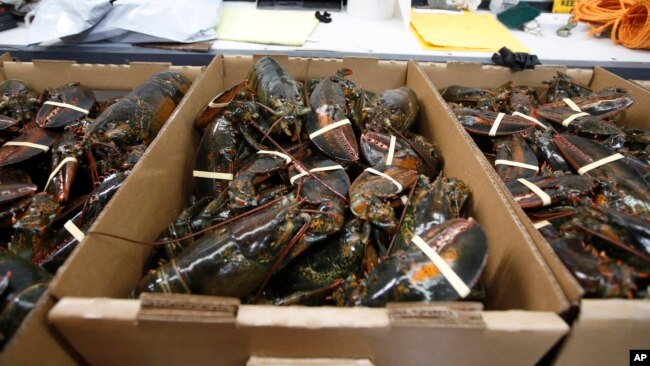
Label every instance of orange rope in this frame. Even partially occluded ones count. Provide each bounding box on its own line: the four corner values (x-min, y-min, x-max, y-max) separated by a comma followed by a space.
573, 0, 650, 49
612, 0, 650, 48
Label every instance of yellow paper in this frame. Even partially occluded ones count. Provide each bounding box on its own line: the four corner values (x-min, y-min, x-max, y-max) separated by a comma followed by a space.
216, 8, 319, 46
552, 0, 576, 13
410, 11, 529, 52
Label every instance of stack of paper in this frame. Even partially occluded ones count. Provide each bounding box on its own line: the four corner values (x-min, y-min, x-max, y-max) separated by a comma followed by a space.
216, 8, 319, 46
410, 11, 529, 52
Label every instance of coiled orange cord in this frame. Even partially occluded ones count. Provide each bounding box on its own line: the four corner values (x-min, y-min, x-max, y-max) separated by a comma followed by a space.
612, 0, 650, 48
573, 0, 650, 49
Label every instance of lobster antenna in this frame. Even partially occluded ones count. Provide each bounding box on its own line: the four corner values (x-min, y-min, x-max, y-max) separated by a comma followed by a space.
88, 195, 291, 246
385, 177, 419, 257
251, 221, 310, 304
249, 121, 350, 204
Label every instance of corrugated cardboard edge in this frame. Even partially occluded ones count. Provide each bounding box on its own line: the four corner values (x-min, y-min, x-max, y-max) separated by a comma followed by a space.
1, 60, 202, 92
553, 300, 650, 366
0, 291, 80, 365
48, 297, 568, 366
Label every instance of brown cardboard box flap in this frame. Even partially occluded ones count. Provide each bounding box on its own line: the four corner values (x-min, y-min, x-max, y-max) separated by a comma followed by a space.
0, 292, 79, 365
554, 299, 650, 366
2, 60, 202, 91
49, 297, 568, 366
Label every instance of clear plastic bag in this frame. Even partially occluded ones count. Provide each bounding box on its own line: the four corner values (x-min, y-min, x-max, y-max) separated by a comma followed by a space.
26, 0, 112, 44
26, 0, 222, 44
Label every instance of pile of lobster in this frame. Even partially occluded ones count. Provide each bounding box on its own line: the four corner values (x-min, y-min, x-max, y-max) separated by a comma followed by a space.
442, 72, 649, 298
136, 57, 489, 307
0, 71, 191, 348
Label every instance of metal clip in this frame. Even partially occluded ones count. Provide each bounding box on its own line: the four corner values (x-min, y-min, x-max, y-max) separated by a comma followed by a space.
556, 18, 577, 37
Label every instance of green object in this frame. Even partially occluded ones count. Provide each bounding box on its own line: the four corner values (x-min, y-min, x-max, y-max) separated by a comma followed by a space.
497, 2, 542, 29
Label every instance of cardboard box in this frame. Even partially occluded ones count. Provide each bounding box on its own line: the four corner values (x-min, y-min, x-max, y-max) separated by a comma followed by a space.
418, 62, 650, 366
0, 58, 202, 365
45, 55, 569, 365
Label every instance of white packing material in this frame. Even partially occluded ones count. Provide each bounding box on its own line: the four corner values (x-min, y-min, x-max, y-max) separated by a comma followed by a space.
26, 0, 112, 44
26, 0, 222, 44
99, 0, 222, 43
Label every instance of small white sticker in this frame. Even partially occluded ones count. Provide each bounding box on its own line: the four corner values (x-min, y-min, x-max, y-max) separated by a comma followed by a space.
193, 171, 234, 180
64, 220, 85, 242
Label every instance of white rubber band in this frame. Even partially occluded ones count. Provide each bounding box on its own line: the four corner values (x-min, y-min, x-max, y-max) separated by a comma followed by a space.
208, 101, 229, 109
44, 157, 78, 192
494, 159, 539, 172
512, 111, 548, 130
3, 141, 50, 152
257, 150, 292, 164
43, 101, 89, 115
562, 98, 582, 112
410, 234, 471, 298
290, 165, 344, 185
533, 220, 552, 229
364, 168, 403, 194
308, 119, 351, 139
577, 153, 624, 175
517, 178, 552, 206
488, 112, 505, 137
562, 112, 590, 127
64, 220, 85, 242
386, 135, 397, 165
193, 171, 234, 180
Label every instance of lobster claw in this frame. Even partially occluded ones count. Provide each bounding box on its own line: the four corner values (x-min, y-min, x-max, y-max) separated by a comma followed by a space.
553, 134, 650, 210
452, 107, 536, 136
506, 174, 597, 209
136, 198, 305, 298
0, 116, 19, 132
360, 130, 442, 177
494, 134, 539, 183
36, 83, 96, 128
306, 77, 359, 161
534, 106, 622, 137
194, 80, 248, 130
0, 124, 59, 167
334, 218, 487, 307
